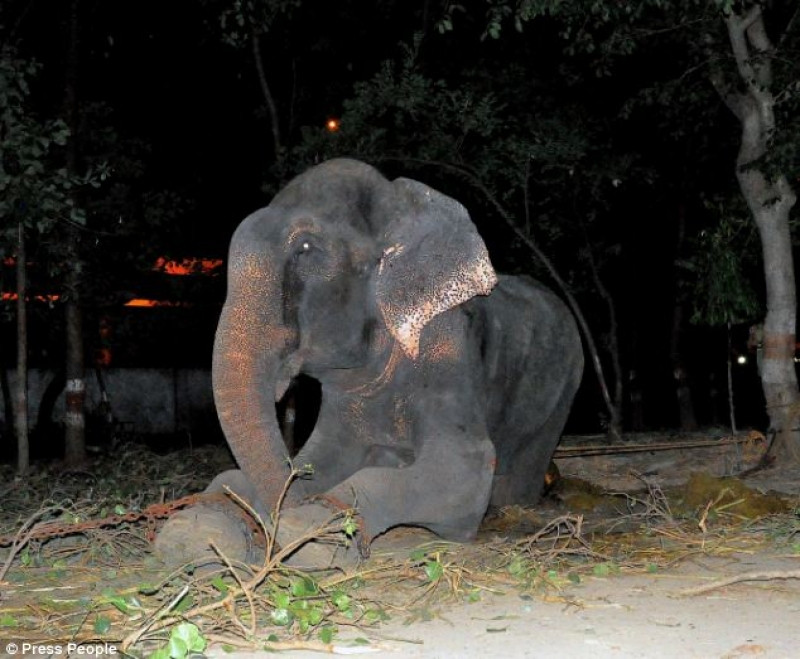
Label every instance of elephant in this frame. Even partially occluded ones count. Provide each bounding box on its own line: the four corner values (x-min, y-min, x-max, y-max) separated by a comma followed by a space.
155, 158, 583, 568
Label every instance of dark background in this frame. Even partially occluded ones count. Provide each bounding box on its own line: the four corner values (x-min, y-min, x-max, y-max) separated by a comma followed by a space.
3, 0, 790, 457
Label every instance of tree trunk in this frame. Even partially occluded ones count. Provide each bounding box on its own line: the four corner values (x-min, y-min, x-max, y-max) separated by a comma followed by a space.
63, 0, 85, 466
718, 8, 799, 462
15, 223, 29, 474
581, 225, 623, 439
669, 204, 698, 430
64, 293, 85, 465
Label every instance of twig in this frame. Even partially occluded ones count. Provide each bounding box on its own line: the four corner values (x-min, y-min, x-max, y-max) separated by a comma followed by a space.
0, 503, 65, 583
209, 540, 257, 638
680, 569, 800, 596
121, 584, 190, 650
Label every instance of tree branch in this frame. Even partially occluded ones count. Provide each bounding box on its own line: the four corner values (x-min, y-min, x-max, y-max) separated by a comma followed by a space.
725, 7, 772, 109
251, 33, 281, 157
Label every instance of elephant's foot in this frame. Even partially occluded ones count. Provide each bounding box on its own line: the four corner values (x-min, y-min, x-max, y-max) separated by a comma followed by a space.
153, 503, 265, 573
273, 503, 361, 570
154, 500, 362, 573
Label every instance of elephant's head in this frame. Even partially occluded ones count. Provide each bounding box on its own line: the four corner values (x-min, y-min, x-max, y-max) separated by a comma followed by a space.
212, 159, 497, 509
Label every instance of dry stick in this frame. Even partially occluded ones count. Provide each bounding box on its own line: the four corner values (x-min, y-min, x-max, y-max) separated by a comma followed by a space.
121, 585, 191, 650
554, 434, 764, 458
207, 633, 388, 654
209, 540, 257, 639
680, 569, 800, 596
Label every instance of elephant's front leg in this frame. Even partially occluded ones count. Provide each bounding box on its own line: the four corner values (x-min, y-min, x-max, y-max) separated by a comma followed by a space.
275, 413, 495, 569
308, 313, 496, 543
287, 388, 381, 497
327, 426, 496, 542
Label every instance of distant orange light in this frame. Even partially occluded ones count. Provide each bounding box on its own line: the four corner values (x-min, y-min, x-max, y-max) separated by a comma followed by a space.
124, 298, 192, 308
325, 118, 341, 133
1, 292, 60, 303
125, 298, 157, 307
153, 257, 223, 276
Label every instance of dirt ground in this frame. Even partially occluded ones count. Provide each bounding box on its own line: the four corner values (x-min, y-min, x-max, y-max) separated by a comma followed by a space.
240, 553, 798, 658
213, 432, 800, 659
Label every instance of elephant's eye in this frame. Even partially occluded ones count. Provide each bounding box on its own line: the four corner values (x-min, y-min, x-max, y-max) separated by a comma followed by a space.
293, 238, 314, 257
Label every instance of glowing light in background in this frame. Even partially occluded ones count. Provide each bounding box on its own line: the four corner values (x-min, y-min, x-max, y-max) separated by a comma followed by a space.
153, 257, 223, 276
325, 118, 341, 133
124, 299, 191, 308
1, 293, 60, 303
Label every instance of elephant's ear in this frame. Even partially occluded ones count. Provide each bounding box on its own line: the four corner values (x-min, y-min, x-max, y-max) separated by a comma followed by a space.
376, 178, 498, 360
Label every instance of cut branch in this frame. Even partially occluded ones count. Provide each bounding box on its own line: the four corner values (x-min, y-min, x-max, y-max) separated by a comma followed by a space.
680, 569, 800, 596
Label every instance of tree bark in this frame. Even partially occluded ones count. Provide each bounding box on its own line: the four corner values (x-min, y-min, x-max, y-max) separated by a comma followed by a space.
718, 7, 799, 461
63, 0, 85, 466
15, 224, 29, 474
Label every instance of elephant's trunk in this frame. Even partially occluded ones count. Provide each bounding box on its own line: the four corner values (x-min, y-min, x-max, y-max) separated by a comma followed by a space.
212, 244, 298, 510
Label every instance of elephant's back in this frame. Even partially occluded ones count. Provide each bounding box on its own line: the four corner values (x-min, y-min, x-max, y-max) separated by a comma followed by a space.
467, 274, 583, 441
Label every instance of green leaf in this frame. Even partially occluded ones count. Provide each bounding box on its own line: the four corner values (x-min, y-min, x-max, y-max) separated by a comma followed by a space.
138, 582, 158, 595
172, 622, 206, 653
593, 562, 618, 577
290, 576, 318, 597
319, 626, 336, 644
212, 576, 229, 595
343, 515, 358, 537
331, 591, 350, 612
363, 608, 389, 623
0, 614, 18, 628
568, 572, 581, 584
102, 594, 129, 614
167, 636, 188, 659
507, 555, 526, 577
274, 591, 290, 609
93, 615, 112, 634
424, 560, 443, 582
270, 608, 292, 626
173, 591, 194, 613
308, 607, 323, 626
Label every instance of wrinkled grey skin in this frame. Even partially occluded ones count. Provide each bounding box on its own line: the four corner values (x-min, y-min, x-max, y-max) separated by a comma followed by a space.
156, 159, 582, 566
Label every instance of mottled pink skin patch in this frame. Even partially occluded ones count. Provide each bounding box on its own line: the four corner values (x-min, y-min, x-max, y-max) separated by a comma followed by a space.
380, 249, 497, 360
